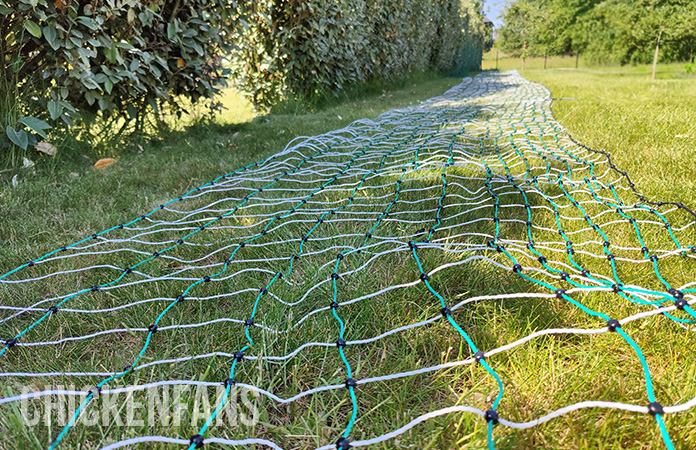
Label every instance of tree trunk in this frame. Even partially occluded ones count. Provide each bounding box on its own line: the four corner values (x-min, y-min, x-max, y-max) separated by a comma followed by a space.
652, 30, 662, 81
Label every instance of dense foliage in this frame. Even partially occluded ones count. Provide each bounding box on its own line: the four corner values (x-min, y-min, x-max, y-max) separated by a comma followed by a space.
1, 0, 237, 157
231, 0, 486, 107
2, 0, 485, 165
498, 0, 696, 65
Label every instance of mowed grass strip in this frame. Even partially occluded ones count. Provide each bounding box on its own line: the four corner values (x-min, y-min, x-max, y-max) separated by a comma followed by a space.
1, 66, 696, 450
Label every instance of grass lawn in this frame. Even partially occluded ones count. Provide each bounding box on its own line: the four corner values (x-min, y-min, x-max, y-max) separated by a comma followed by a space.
1, 59, 696, 450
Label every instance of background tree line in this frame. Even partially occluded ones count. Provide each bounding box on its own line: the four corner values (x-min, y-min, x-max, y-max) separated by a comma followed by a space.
497, 0, 696, 65
1, 0, 485, 167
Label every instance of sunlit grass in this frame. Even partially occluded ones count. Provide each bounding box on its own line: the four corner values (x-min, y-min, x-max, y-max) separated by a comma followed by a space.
1, 64, 696, 450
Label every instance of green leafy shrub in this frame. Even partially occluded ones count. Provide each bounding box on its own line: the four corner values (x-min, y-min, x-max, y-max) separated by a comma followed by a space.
232, 0, 485, 108
1, 0, 238, 164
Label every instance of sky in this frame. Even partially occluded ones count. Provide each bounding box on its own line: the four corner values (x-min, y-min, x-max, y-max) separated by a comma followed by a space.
482, 0, 508, 28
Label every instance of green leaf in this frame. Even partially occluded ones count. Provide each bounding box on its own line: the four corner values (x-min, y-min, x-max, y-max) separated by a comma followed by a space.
104, 78, 113, 94
47, 100, 64, 120
44, 26, 59, 50
19, 116, 52, 139
6, 126, 29, 150
167, 23, 176, 40
77, 16, 99, 30
0, 5, 13, 14
126, 104, 137, 120
25, 21, 42, 38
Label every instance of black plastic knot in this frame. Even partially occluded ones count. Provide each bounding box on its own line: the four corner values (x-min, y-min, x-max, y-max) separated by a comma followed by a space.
607, 319, 621, 332
244, 318, 254, 327
301, 236, 309, 242
148, 324, 158, 333
420, 273, 429, 282
336, 338, 347, 348
668, 288, 683, 299
409, 241, 417, 250
567, 247, 575, 254
527, 240, 535, 249
176, 295, 185, 302
124, 268, 132, 274
336, 437, 351, 450
331, 273, 340, 280
190, 434, 204, 449
555, 289, 565, 299
239, 242, 246, 248
337, 253, 344, 260
177, 239, 184, 245
233, 351, 244, 361
664, 222, 671, 229
581, 269, 591, 278
512, 264, 522, 273
345, 378, 357, 388
199, 225, 206, 231
60, 246, 67, 251
611, 284, 622, 293
88, 385, 102, 397
91, 285, 100, 292
649, 254, 658, 262
473, 351, 485, 362
27, 260, 35, 267
641, 247, 649, 254
538, 256, 547, 264
525, 221, 532, 226
203, 276, 211, 282
484, 409, 499, 424
92, 233, 98, 239
5, 337, 17, 348
607, 253, 615, 261
560, 272, 569, 281
441, 307, 451, 317
603, 241, 610, 248
224, 378, 236, 386
49, 306, 59, 314
330, 301, 339, 309
260, 287, 267, 295
647, 402, 664, 416
675, 299, 688, 310
365, 232, 372, 238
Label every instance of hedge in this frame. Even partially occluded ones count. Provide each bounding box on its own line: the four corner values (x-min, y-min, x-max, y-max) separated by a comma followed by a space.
232, 0, 486, 107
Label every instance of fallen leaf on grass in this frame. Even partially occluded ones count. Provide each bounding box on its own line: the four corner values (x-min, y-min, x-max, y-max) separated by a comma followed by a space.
35, 142, 57, 156
94, 158, 118, 170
